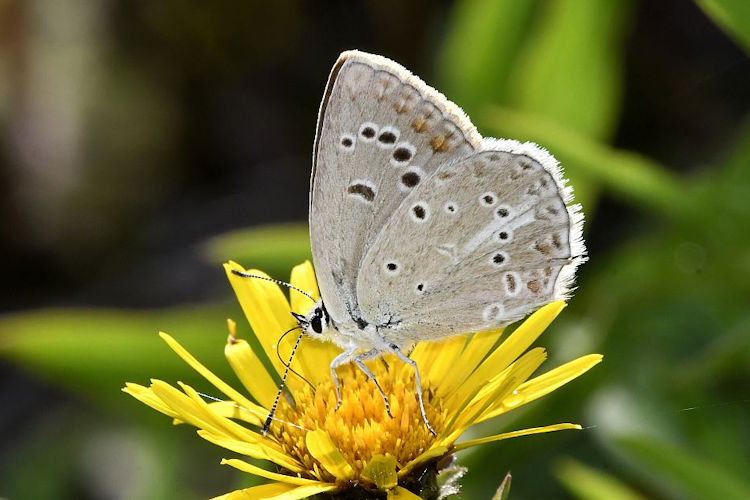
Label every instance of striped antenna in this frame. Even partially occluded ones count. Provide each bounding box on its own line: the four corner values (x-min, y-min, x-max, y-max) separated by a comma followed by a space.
197, 392, 312, 432
263, 327, 306, 435
231, 270, 316, 303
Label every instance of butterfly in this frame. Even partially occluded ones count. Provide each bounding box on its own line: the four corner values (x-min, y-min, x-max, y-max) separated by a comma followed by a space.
235, 50, 585, 435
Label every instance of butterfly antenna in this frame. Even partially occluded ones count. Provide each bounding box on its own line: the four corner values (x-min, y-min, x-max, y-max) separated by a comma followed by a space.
276, 327, 316, 393
263, 327, 306, 435
197, 392, 312, 432
231, 270, 316, 303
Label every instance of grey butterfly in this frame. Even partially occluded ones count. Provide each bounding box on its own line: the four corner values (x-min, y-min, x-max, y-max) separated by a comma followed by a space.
237, 50, 585, 434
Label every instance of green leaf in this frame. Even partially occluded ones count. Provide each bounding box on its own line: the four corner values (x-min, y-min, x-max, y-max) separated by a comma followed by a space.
0, 304, 239, 409
695, 0, 750, 53
482, 106, 692, 218
491, 472, 513, 500
555, 459, 646, 500
439, 0, 537, 114
617, 435, 750, 500
203, 223, 311, 278
504, 0, 632, 212
506, 0, 630, 140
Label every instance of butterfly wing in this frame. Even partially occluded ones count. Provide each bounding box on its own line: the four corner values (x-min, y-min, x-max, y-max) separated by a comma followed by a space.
310, 50, 482, 327
356, 140, 585, 341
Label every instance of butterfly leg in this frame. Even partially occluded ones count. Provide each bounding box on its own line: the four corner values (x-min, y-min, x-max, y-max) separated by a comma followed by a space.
391, 345, 436, 436
353, 349, 393, 418
329, 346, 358, 411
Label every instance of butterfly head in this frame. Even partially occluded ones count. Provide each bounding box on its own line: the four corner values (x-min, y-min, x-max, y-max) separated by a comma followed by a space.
292, 300, 332, 339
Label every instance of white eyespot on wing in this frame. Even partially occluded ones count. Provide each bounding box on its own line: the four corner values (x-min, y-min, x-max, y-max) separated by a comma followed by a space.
383, 260, 401, 275
504, 272, 521, 296
496, 229, 513, 244
444, 201, 458, 215
346, 179, 377, 204
338, 133, 356, 152
494, 204, 512, 220
390, 142, 415, 166
482, 303, 505, 322
376, 126, 400, 149
399, 166, 424, 192
359, 122, 379, 142
410, 201, 430, 222
490, 251, 509, 267
479, 191, 497, 207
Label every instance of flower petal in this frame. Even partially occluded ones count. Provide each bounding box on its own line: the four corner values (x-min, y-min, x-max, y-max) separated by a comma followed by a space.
224, 262, 303, 391
422, 335, 467, 387
478, 354, 603, 423
203, 401, 265, 425
305, 429, 355, 480
398, 446, 449, 478
387, 486, 423, 499
221, 458, 327, 486
442, 347, 548, 442
122, 383, 175, 417
211, 482, 337, 500
199, 430, 303, 473
361, 455, 398, 489
158, 332, 266, 425
453, 423, 582, 451
225, 338, 278, 408
456, 302, 566, 408
437, 328, 504, 399
288, 261, 320, 314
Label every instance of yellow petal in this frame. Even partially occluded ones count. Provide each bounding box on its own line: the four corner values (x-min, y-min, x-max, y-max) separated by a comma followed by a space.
211, 482, 337, 500
203, 401, 264, 425
158, 332, 266, 425
457, 302, 565, 407
221, 458, 326, 486
437, 328, 504, 399
398, 446, 449, 478
288, 261, 320, 314
305, 429, 355, 480
453, 423, 582, 451
122, 383, 175, 417
224, 262, 303, 391
423, 335, 467, 387
225, 338, 278, 408
387, 486, 423, 499
178, 382, 273, 445
479, 354, 603, 423
361, 455, 398, 489
443, 347, 547, 441
199, 430, 303, 473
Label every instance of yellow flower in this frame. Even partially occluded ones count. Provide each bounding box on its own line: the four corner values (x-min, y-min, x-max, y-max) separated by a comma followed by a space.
124, 261, 602, 499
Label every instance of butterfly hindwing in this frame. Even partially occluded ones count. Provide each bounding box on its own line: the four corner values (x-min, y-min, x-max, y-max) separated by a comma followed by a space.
356, 142, 585, 341
310, 51, 481, 327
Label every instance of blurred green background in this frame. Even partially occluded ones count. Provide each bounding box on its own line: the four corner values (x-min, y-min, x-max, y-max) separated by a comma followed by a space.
1, 0, 749, 498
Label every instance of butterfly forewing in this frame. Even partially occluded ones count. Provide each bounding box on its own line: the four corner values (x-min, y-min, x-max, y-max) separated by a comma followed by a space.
310, 51, 481, 327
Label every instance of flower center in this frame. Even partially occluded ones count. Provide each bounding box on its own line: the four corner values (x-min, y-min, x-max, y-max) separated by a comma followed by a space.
272, 355, 447, 482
